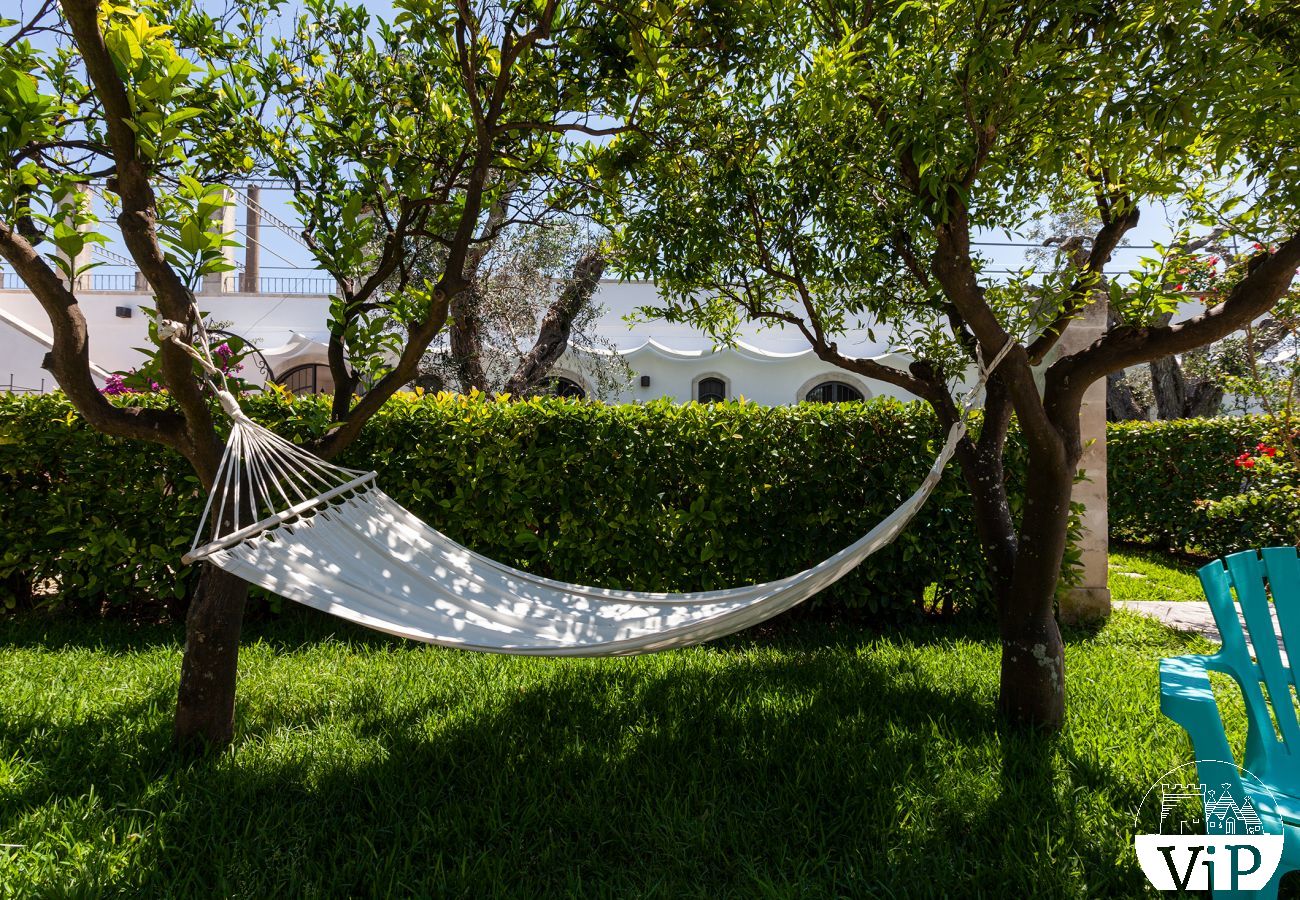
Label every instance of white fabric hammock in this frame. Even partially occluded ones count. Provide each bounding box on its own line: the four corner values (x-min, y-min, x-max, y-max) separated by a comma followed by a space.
180, 337, 1010, 657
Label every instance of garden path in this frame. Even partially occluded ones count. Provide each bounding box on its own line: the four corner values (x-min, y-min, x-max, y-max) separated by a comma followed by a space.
1117, 600, 1287, 663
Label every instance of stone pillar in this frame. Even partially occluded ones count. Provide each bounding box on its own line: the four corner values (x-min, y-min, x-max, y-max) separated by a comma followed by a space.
1054, 290, 1111, 624
241, 185, 261, 293
55, 185, 94, 291
200, 188, 238, 295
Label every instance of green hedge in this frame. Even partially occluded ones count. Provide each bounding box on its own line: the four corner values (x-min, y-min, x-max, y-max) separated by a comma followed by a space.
0, 392, 1022, 619
1106, 416, 1296, 556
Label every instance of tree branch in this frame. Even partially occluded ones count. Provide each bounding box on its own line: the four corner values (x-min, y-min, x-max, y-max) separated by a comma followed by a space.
1025, 204, 1140, 364
0, 219, 186, 448
1050, 232, 1300, 407
60, 0, 221, 478
502, 246, 606, 395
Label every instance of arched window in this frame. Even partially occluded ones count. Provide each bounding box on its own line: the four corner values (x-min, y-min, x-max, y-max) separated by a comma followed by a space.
546, 376, 586, 399
804, 381, 864, 403
276, 363, 334, 395
697, 376, 726, 403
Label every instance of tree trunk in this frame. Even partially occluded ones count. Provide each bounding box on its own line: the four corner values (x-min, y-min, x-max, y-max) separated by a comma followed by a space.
1149, 354, 1187, 420
964, 466, 1017, 593
998, 607, 1066, 729
502, 248, 605, 396
1106, 370, 1147, 421
950, 432, 1017, 597
996, 452, 1073, 731
1186, 380, 1225, 418
951, 418, 1065, 730
450, 285, 490, 393
174, 564, 249, 749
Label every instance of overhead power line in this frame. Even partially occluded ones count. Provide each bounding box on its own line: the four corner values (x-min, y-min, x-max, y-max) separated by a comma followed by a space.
227, 222, 302, 269
972, 240, 1159, 250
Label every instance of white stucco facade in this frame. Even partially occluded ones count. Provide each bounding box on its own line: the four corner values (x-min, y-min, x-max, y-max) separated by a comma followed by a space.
0, 305, 111, 393
0, 278, 937, 404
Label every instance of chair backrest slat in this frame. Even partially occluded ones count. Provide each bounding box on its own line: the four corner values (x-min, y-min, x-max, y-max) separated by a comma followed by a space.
1226, 550, 1300, 751
1263, 546, 1300, 678
1200, 558, 1260, 663
1199, 556, 1280, 764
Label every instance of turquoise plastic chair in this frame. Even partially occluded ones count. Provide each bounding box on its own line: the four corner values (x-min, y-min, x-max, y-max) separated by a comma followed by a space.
1161, 547, 1300, 898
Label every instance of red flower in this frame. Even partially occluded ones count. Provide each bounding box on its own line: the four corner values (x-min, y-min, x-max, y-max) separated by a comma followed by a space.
1258, 443, 1278, 457
1235, 452, 1256, 469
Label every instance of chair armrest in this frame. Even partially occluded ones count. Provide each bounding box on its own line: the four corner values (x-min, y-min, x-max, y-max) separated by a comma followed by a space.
1161, 655, 1246, 792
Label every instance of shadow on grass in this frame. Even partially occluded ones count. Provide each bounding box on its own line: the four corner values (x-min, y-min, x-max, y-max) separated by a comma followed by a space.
2, 609, 1165, 898
0, 591, 1158, 660
0, 602, 1040, 653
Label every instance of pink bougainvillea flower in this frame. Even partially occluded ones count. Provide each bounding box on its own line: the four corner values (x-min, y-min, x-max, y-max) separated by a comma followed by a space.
101, 373, 132, 395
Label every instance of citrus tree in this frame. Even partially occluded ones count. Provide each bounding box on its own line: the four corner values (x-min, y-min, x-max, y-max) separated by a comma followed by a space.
0, 0, 665, 747
605, 0, 1300, 729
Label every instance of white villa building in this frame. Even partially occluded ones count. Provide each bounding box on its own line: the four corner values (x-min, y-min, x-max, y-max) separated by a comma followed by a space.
0, 273, 923, 406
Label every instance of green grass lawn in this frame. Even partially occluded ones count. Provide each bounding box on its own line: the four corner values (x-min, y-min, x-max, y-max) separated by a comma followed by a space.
1107, 548, 1206, 603
0, 605, 1260, 898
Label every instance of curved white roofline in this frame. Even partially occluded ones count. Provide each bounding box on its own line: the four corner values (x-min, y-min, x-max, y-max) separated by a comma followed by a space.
574, 337, 915, 368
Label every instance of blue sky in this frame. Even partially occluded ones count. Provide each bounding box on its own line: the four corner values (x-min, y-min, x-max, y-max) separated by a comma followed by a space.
11, 0, 1194, 290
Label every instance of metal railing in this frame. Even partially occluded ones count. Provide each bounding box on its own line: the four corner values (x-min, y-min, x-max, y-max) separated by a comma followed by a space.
0, 270, 337, 296
223, 274, 337, 294
90, 272, 142, 292
2, 374, 50, 394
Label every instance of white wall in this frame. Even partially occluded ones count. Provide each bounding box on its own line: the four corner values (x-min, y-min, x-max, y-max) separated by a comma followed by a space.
0, 312, 64, 393
559, 342, 929, 405
0, 288, 331, 389
0, 279, 931, 403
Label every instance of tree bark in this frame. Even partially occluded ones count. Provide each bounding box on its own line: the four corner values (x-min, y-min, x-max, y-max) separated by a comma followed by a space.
945, 377, 1018, 596
173, 565, 250, 749
1106, 371, 1147, 421
449, 285, 490, 392
502, 248, 605, 395
997, 449, 1075, 730
1150, 354, 1187, 420
1186, 379, 1225, 418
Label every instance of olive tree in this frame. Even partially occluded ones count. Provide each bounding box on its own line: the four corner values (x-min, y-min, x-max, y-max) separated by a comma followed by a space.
382, 224, 628, 398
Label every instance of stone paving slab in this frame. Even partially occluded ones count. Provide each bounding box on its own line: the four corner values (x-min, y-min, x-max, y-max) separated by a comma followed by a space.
1116, 600, 1288, 662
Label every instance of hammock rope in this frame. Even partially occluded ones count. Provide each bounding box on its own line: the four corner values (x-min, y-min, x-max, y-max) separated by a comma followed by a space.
167, 311, 1013, 656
